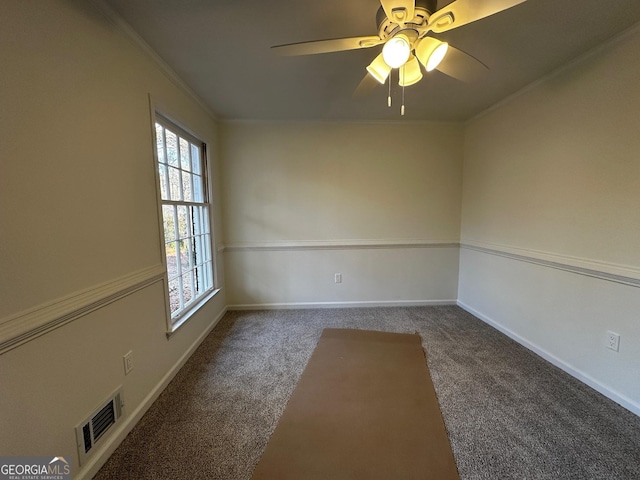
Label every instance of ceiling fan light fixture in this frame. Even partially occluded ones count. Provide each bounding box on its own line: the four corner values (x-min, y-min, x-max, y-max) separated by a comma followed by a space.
399, 56, 423, 87
427, 42, 449, 71
382, 34, 411, 69
416, 37, 449, 72
366, 53, 392, 84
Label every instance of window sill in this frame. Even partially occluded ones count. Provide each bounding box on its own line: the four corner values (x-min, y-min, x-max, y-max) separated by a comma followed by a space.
166, 288, 221, 339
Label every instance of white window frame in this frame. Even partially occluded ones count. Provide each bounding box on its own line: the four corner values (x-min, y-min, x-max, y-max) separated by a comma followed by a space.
152, 113, 217, 333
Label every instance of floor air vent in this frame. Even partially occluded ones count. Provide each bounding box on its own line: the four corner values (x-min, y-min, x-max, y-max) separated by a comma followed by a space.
76, 388, 123, 465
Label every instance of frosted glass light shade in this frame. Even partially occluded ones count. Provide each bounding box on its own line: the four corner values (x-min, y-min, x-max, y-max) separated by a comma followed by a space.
399, 56, 423, 87
382, 35, 411, 69
416, 37, 449, 72
366, 53, 392, 84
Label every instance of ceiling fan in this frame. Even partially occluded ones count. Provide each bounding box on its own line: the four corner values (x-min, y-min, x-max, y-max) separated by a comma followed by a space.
272, 0, 527, 114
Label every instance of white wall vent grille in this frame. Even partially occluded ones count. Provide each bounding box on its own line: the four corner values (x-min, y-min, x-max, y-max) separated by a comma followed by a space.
76, 388, 123, 465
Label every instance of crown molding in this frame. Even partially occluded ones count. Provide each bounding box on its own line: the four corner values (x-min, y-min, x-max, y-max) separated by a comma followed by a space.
93, 0, 218, 122
467, 21, 640, 126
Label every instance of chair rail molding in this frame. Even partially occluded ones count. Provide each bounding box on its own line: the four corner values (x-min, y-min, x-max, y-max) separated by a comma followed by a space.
222, 239, 460, 252
0, 264, 166, 354
461, 240, 640, 288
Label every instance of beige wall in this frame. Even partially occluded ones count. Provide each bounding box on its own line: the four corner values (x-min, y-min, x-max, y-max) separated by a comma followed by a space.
221, 122, 463, 244
461, 29, 640, 266
2, 3, 638, 479
220, 122, 464, 306
459, 25, 640, 413
0, 1, 226, 477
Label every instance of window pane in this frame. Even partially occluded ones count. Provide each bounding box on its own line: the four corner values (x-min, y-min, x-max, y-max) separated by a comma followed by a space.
192, 235, 202, 267
162, 205, 176, 241
180, 138, 191, 171
204, 261, 213, 290
192, 208, 204, 267
168, 167, 181, 201
166, 130, 179, 166
155, 124, 165, 163
168, 277, 181, 314
201, 207, 210, 233
192, 174, 203, 202
177, 206, 188, 239
165, 241, 178, 279
188, 206, 196, 239
180, 239, 192, 273
158, 164, 169, 200
194, 264, 202, 294
203, 233, 211, 262
198, 234, 207, 265
182, 272, 193, 305
192, 207, 202, 237
182, 171, 193, 202
191, 144, 201, 174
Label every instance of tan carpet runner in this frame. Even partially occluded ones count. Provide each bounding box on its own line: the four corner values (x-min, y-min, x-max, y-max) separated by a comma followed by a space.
251, 328, 460, 479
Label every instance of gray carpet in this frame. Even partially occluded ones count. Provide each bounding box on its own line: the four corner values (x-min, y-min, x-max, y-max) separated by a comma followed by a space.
94, 306, 640, 479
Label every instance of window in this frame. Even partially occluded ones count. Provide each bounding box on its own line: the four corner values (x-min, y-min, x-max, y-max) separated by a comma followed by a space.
154, 117, 214, 326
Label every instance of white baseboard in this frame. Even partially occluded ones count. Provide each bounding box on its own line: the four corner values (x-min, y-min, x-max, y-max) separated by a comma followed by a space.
456, 300, 640, 417
228, 299, 457, 310
75, 306, 228, 480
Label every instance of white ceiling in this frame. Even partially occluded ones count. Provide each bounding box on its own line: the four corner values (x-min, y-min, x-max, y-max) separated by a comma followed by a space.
104, 0, 640, 121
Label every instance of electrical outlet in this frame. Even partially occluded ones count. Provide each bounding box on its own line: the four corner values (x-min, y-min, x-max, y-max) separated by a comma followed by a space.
334, 273, 342, 284
606, 331, 620, 352
123, 351, 134, 374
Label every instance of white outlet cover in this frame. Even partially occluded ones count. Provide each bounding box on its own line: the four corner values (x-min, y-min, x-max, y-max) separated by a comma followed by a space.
123, 351, 134, 374
606, 331, 620, 352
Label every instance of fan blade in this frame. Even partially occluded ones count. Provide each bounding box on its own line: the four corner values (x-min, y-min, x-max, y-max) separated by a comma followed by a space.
435, 45, 488, 82
429, 0, 527, 34
380, 0, 415, 24
272, 36, 383, 56
354, 73, 381, 98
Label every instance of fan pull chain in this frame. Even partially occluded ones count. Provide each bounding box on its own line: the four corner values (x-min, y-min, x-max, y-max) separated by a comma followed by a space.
387, 70, 392, 107
401, 65, 406, 116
